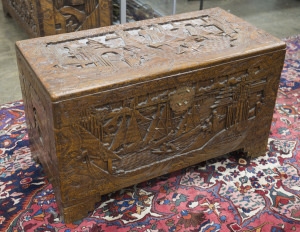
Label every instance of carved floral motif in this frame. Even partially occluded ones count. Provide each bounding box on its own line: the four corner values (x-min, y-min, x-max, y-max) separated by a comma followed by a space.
53, 0, 109, 33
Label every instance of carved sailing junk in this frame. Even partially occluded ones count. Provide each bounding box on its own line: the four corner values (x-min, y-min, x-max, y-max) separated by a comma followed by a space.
16, 8, 286, 222
70, 71, 268, 176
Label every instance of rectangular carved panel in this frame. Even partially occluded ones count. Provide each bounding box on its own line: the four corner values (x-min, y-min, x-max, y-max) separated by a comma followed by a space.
2, 0, 40, 37
16, 50, 64, 214
54, 50, 284, 204
16, 8, 286, 223
2, 0, 112, 37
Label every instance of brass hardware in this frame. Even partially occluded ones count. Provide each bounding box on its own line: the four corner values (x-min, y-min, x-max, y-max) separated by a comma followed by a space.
170, 87, 195, 113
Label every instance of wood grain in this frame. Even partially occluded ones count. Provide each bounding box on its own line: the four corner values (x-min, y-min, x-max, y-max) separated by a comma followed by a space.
2, 0, 112, 37
16, 8, 286, 223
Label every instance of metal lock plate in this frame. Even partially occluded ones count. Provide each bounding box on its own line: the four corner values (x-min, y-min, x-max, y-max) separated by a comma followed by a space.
170, 87, 195, 113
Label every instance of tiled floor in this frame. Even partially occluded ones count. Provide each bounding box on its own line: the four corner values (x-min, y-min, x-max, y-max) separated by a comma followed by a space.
0, 0, 300, 105
0, 1, 27, 104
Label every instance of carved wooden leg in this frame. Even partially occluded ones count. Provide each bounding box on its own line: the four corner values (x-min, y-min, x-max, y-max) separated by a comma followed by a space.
244, 138, 269, 159
62, 197, 99, 223
243, 106, 274, 160
31, 153, 41, 164
2, 1, 11, 17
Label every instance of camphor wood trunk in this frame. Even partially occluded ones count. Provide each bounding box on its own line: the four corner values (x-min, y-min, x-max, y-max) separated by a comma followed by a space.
2, 0, 111, 37
16, 8, 286, 223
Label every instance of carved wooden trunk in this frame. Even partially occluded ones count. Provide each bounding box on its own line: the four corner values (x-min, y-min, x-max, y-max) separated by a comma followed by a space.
2, 0, 111, 37
16, 8, 286, 223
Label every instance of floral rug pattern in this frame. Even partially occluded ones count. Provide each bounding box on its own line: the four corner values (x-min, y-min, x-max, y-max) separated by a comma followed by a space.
0, 36, 299, 231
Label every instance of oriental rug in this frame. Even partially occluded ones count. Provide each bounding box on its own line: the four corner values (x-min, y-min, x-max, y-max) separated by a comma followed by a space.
0, 35, 299, 232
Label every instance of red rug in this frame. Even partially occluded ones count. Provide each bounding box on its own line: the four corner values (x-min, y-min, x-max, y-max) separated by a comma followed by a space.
0, 35, 299, 232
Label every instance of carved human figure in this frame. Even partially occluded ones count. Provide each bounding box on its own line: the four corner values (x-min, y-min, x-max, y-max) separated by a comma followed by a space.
212, 110, 220, 132
255, 101, 262, 116
207, 120, 213, 134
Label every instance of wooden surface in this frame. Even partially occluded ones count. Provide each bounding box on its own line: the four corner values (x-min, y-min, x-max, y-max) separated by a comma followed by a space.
2, 0, 111, 37
16, 8, 285, 101
16, 7, 286, 223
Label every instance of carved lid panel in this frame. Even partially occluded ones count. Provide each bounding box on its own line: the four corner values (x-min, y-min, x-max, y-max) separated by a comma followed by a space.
16, 7, 285, 101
